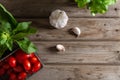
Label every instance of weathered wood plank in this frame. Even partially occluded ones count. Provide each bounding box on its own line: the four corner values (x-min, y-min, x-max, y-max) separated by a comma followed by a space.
34, 41, 120, 64
18, 18, 120, 41
0, 0, 120, 18
28, 65, 120, 80
0, 0, 73, 4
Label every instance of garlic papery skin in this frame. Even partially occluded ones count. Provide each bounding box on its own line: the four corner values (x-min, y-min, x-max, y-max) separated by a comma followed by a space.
71, 27, 81, 37
49, 9, 69, 29
56, 44, 65, 52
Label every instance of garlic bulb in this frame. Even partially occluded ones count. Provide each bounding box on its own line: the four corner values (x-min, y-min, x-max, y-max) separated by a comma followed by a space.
71, 27, 81, 37
56, 44, 65, 52
49, 9, 69, 29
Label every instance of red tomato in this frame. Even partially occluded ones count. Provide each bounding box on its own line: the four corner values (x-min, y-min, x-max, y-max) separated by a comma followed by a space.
9, 73, 17, 80
0, 68, 5, 76
23, 59, 31, 71
7, 69, 12, 75
18, 72, 27, 80
15, 49, 28, 63
18, 79, 24, 80
13, 66, 23, 73
32, 61, 41, 72
8, 56, 16, 67
0, 62, 3, 66
3, 63, 10, 70
27, 53, 35, 58
30, 56, 38, 64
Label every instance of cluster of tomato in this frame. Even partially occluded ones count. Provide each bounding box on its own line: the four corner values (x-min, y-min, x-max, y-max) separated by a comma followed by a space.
0, 49, 42, 80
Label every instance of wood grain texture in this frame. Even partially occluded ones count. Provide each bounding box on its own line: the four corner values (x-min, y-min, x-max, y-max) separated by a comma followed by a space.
0, 0, 120, 18
1, 0, 120, 80
28, 65, 120, 80
34, 41, 120, 64
17, 18, 120, 41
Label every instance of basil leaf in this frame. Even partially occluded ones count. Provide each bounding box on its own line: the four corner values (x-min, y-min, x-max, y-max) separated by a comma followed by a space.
75, 0, 90, 8
13, 22, 31, 33
0, 33, 8, 45
0, 21, 12, 33
27, 27, 37, 33
75, 0, 116, 15
89, 0, 108, 15
13, 27, 37, 40
0, 4, 17, 27
0, 21, 11, 45
0, 4, 37, 57
5, 38, 13, 51
104, 0, 116, 5
16, 38, 37, 54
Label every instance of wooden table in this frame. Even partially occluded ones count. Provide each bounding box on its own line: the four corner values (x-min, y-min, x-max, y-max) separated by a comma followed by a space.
1, 0, 120, 80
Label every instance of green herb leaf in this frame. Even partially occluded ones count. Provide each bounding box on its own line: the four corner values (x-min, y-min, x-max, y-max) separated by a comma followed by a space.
0, 4, 17, 27
0, 21, 12, 33
13, 27, 37, 40
75, 0, 90, 8
0, 22, 11, 45
75, 0, 116, 15
0, 33, 8, 45
5, 38, 13, 51
104, 0, 116, 5
89, 0, 108, 15
0, 4, 37, 57
13, 22, 31, 33
16, 38, 37, 54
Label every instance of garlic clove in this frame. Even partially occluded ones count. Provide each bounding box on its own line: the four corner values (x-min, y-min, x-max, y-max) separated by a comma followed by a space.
49, 9, 69, 29
71, 27, 81, 37
56, 44, 65, 52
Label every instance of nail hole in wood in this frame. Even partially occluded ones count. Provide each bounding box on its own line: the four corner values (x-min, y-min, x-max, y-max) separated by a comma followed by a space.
104, 24, 106, 26
67, 78, 73, 80
117, 51, 120, 53
115, 29, 119, 32
86, 73, 91, 75
36, 34, 39, 37
114, 8, 118, 11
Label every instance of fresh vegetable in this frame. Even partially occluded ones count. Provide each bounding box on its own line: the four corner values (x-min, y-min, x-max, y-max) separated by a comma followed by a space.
0, 4, 37, 58
0, 68, 5, 76
23, 59, 31, 71
0, 49, 42, 80
31, 61, 41, 72
15, 49, 29, 63
71, 27, 81, 37
9, 73, 17, 80
56, 44, 65, 52
75, 0, 117, 16
7, 69, 12, 75
3, 63, 10, 70
27, 53, 34, 58
0, 3, 17, 27
18, 72, 27, 80
49, 9, 69, 29
30, 56, 38, 64
13, 66, 23, 73
8, 56, 16, 67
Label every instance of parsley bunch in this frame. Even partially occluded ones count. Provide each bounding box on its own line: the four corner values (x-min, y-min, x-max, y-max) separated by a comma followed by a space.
0, 4, 37, 57
75, 0, 116, 16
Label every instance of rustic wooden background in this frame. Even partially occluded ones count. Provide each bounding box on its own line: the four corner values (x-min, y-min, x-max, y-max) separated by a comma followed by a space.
1, 0, 120, 80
